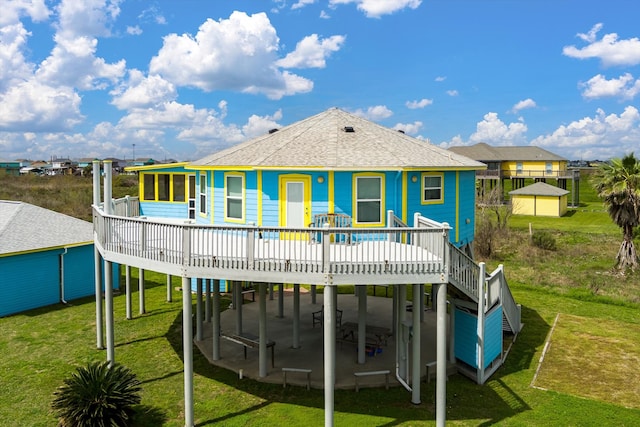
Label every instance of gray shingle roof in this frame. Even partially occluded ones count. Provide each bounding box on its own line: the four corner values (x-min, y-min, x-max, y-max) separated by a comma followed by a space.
509, 182, 570, 196
0, 201, 93, 255
448, 142, 566, 162
191, 108, 485, 170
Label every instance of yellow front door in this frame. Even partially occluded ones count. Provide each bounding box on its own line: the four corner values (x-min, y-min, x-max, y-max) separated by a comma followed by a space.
279, 175, 311, 239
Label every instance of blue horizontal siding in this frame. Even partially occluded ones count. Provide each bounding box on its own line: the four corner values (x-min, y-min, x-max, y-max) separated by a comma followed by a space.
0, 251, 59, 317
63, 245, 96, 300
483, 306, 503, 368
139, 202, 188, 218
454, 308, 479, 368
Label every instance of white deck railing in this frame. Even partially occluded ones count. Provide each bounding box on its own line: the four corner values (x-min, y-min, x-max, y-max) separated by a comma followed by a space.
93, 207, 450, 284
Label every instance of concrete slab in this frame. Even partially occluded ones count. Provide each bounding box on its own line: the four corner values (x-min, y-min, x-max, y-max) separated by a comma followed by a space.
194, 288, 441, 391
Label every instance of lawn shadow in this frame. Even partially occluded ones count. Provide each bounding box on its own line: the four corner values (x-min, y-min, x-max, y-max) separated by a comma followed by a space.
162, 300, 550, 425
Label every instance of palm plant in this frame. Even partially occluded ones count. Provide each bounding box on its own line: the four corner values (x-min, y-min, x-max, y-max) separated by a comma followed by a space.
593, 153, 640, 271
51, 361, 142, 427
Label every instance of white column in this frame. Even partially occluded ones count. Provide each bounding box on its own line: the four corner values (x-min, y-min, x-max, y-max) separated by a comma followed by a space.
293, 284, 300, 349
125, 265, 132, 320
411, 284, 421, 404
93, 247, 103, 349
205, 279, 212, 323
182, 277, 194, 427
235, 281, 243, 335
138, 268, 146, 315
323, 284, 336, 427
196, 278, 203, 342
435, 283, 448, 427
357, 285, 366, 364
212, 279, 221, 361
259, 283, 268, 377
105, 260, 115, 365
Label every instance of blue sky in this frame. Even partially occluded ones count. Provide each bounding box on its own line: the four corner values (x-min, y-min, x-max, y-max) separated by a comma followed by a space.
2, 0, 640, 162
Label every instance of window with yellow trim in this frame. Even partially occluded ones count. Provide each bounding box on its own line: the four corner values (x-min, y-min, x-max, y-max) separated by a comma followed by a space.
141, 173, 187, 202
199, 174, 207, 214
422, 173, 443, 203
355, 175, 382, 224
225, 173, 244, 221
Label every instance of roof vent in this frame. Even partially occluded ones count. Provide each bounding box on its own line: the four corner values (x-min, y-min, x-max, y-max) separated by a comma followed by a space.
268, 128, 279, 134
344, 126, 355, 133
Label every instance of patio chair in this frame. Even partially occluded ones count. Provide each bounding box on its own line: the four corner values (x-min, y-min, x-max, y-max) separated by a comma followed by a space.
312, 306, 343, 328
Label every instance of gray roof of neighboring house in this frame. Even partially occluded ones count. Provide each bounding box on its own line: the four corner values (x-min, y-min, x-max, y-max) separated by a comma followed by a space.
0, 200, 93, 255
509, 182, 570, 197
448, 142, 566, 162
191, 108, 486, 170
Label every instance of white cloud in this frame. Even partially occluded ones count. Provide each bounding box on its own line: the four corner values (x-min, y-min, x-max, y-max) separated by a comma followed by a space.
405, 98, 433, 109
435, 76, 446, 82
563, 23, 640, 67
126, 25, 142, 35
0, 81, 83, 131
393, 121, 423, 135
351, 105, 393, 120
0, 23, 34, 92
469, 112, 528, 146
110, 70, 177, 109
580, 73, 640, 100
292, 0, 316, 10
0, 0, 50, 26
276, 34, 345, 69
320, 10, 331, 19
242, 109, 283, 138
511, 98, 537, 113
329, 0, 421, 18
531, 106, 640, 159
446, 90, 458, 96
149, 11, 315, 100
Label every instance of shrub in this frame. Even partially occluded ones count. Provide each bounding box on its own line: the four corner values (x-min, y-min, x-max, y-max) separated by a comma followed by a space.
531, 230, 557, 251
51, 361, 142, 427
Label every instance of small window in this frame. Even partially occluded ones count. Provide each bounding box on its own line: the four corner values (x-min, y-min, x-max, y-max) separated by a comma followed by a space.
225, 174, 244, 220
157, 174, 170, 201
173, 175, 186, 202
355, 175, 382, 224
199, 174, 207, 214
545, 162, 553, 174
422, 174, 443, 203
143, 174, 155, 200
516, 162, 523, 174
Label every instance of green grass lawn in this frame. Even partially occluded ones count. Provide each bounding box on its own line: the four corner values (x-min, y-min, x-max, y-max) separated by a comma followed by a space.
2, 269, 640, 426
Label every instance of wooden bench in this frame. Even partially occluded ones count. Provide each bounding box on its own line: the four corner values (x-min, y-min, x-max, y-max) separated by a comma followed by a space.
353, 370, 390, 392
241, 288, 255, 302
221, 333, 275, 367
282, 367, 312, 390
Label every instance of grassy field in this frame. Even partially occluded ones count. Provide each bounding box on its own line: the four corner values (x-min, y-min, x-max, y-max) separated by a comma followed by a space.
2, 171, 640, 425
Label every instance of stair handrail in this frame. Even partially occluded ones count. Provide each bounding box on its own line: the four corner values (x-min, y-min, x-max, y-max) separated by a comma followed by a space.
496, 264, 522, 334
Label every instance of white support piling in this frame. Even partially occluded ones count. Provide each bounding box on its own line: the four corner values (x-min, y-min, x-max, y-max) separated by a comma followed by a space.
411, 284, 421, 404
323, 284, 336, 427
104, 260, 115, 365
259, 282, 268, 377
125, 265, 132, 320
205, 279, 212, 323
212, 279, 221, 361
196, 278, 203, 342
435, 283, 448, 427
182, 277, 194, 427
357, 285, 366, 364
138, 269, 146, 315
92, 160, 103, 350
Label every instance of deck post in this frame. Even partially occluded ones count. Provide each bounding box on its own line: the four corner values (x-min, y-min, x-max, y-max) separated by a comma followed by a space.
167, 274, 173, 302
293, 284, 300, 349
259, 282, 268, 377
235, 281, 243, 335
138, 269, 146, 315
311, 285, 317, 304
205, 279, 212, 323
104, 260, 115, 365
323, 284, 336, 427
357, 285, 366, 364
477, 262, 486, 384
182, 276, 194, 427
92, 161, 104, 350
277, 283, 284, 318
212, 279, 221, 360
419, 283, 425, 323
398, 284, 407, 380
125, 265, 132, 320
411, 284, 421, 404
196, 278, 203, 341
435, 283, 448, 427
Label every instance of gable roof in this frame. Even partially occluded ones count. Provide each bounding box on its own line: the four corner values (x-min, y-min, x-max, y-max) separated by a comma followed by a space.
509, 182, 570, 197
190, 108, 485, 170
0, 201, 93, 255
448, 142, 566, 162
